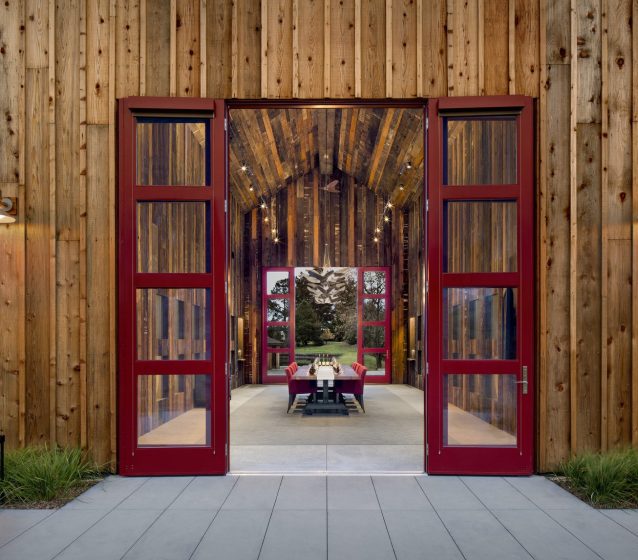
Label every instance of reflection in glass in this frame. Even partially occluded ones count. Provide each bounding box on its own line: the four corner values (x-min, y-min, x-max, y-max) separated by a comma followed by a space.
136, 120, 208, 185
267, 326, 289, 347
266, 352, 290, 376
363, 271, 386, 294
137, 375, 210, 446
363, 326, 385, 348
444, 117, 517, 185
137, 202, 210, 273
266, 299, 289, 322
363, 298, 386, 321
363, 352, 386, 376
444, 201, 517, 272
266, 271, 289, 294
443, 288, 517, 360
294, 268, 358, 367
136, 289, 209, 360
444, 374, 517, 446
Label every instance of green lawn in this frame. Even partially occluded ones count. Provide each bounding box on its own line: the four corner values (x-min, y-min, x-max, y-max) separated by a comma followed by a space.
295, 341, 358, 366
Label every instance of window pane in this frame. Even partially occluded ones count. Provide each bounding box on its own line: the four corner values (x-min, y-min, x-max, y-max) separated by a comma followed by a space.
444, 374, 517, 446
267, 326, 289, 348
266, 271, 289, 294
363, 326, 385, 348
444, 117, 517, 185
137, 375, 210, 446
444, 201, 517, 272
362, 352, 386, 376
136, 288, 210, 360
443, 288, 517, 360
266, 352, 290, 376
363, 271, 386, 294
136, 120, 208, 186
266, 298, 289, 322
137, 202, 210, 273
363, 298, 386, 321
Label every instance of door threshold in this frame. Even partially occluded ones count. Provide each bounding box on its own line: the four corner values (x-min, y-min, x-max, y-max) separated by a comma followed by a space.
228, 470, 426, 476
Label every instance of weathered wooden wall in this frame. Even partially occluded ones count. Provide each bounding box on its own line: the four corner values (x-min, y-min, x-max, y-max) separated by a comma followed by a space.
0, 0, 636, 471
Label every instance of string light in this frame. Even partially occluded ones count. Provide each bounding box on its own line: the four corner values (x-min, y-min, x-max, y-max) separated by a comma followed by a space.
373, 236, 379, 243
399, 184, 404, 191
273, 236, 280, 243
384, 215, 390, 223
260, 201, 267, 209
240, 164, 248, 172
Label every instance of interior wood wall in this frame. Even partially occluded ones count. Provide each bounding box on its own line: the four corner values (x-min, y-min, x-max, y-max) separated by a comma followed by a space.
0, 0, 636, 471
237, 169, 407, 385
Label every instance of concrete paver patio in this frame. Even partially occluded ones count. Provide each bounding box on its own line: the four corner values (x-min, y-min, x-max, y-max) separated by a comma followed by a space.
1, 475, 637, 560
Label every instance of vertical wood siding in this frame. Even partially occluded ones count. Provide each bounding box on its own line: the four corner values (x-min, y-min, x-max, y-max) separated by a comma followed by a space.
0, 0, 635, 471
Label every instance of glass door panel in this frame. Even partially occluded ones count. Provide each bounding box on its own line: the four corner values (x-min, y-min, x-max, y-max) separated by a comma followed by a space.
444, 201, 517, 272
443, 116, 517, 185
427, 96, 534, 475
444, 373, 517, 446
137, 374, 211, 446
262, 268, 294, 383
136, 201, 210, 273
119, 98, 226, 476
358, 268, 391, 382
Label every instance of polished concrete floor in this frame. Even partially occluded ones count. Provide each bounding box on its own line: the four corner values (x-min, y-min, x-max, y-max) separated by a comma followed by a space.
2, 475, 637, 560
230, 384, 424, 473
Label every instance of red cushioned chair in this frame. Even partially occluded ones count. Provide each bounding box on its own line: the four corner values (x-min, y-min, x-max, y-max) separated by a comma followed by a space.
285, 364, 315, 413
339, 362, 367, 412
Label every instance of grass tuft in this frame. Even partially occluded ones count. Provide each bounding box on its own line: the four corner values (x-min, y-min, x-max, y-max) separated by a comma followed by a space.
0, 446, 103, 507
556, 448, 638, 508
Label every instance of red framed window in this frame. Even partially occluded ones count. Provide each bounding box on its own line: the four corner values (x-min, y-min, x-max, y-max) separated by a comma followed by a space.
261, 268, 295, 383
357, 267, 392, 383
118, 97, 227, 475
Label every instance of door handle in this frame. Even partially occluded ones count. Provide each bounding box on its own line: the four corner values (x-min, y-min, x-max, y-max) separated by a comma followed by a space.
515, 366, 528, 395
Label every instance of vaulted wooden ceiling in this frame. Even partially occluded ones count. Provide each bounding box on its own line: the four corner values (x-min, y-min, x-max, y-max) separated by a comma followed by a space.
228, 107, 424, 211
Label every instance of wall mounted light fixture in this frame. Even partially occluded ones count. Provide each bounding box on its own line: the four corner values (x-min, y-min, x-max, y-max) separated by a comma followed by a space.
0, 197, 17, 224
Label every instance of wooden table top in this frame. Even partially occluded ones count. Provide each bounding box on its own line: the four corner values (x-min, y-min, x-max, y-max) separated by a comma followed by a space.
293, 364, 360, 381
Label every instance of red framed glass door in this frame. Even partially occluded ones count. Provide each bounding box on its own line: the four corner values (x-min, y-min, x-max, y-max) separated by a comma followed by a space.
426, 96, 534, 474
358, 267, 392, 383
262, 268, 295, 383
118, 97, 227, 475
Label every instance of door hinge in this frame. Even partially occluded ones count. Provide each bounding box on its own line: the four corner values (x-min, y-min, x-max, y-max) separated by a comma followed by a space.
426, 363, 429, 376
225, 280, 228, 294
225, 443, 228, 456
425, 115, 429, 130
224, 117, 227, 131
426, 443, 429, 456
224, 199, 227, 213
425, 281, 429, 294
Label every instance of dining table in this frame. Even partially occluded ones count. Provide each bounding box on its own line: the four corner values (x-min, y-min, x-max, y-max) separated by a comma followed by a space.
293, 364, 360, 415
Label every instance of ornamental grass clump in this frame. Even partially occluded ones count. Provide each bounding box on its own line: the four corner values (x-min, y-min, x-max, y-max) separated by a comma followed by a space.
0, 446, 102, 507
558, 447, 638, 508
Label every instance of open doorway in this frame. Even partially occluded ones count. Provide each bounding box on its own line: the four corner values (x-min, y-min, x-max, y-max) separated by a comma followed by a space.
226, 103, 427, 473
117, 95, 534, 476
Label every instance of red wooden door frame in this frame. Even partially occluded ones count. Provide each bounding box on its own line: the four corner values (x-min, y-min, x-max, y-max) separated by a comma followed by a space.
118, 97, 228, 475
261, 267, 295, 383
357, 267, 392, 383
426, 95, 535, 475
